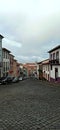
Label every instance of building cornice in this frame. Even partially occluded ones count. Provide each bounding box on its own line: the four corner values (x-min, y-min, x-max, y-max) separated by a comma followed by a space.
48, 45, 60, 53
2, 48, 11, 53
0, 34, 4, 39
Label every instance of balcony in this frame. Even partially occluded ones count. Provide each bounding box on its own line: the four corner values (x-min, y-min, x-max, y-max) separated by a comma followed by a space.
49, 59, 59, 65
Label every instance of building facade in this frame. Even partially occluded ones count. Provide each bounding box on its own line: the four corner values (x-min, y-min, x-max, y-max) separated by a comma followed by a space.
37, 62, 43, 80
9, 55, 20, 78
48, 45, 60, 82
16, 62, 20, 77
42, 59, 50, 81
2, 48, 10, 77
12, 59, 20, 77
23, 63, 37, 77
0, 34, 4, 77
37, 59, 50, 81
9, 54, 14, 76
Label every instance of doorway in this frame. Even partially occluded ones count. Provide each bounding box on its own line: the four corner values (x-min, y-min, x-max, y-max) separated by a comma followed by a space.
55, 68, 58, 81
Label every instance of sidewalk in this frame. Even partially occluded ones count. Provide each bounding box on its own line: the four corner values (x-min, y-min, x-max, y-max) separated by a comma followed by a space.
39, 79, 60, 87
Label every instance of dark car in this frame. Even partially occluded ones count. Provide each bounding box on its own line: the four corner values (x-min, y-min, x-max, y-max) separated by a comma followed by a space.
1, 76, 13, 84
0, 76, 6, 84
12, 77, 19, 83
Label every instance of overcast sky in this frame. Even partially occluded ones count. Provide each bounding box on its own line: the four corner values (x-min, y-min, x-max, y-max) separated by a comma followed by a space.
0, 0, 60, 63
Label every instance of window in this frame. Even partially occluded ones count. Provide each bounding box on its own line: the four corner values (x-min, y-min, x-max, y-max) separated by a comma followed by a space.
3, 62, 5, 68
6, 52, 8, 59
53, 53, 55, 60
56, 51, 59, 60
50, 54, 52, 60
48, 65, 49, 71
6, 62, 7, 71
51, 65, 52, 70
3, 51, 5, 58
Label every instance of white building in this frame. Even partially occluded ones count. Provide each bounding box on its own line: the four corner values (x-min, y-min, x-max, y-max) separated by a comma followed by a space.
48, 45, 60, 82
37, 60, 50, 81
42, 59, 50, 81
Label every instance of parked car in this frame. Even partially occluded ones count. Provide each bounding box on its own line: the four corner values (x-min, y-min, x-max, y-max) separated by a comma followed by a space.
0, 76, 6, 84
23, 76, 27, 80
12, 77, 19, 83
1, 76, 13, 84
19, 77, 23, 81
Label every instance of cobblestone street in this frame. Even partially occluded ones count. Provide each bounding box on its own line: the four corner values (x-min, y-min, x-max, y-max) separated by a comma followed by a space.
0, 79, 60, 130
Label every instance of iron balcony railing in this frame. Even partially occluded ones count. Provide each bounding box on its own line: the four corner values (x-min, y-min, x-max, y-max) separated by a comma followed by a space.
49, 59, 59, 64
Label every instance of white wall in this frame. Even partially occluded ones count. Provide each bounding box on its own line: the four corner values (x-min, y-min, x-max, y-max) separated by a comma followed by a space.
43, 64, 49, 74
43, 64, 50, 80
50, 66, 55, 78
50, 65, 60, 79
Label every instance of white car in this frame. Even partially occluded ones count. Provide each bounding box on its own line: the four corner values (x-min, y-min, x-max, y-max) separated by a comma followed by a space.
19, 77, 23, 81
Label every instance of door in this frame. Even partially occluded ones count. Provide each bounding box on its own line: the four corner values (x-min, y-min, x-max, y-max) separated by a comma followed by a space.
55, 68, 58, 81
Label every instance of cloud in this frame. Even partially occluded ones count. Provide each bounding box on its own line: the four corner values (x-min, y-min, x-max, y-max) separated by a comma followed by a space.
17, 55, 44, 63
2, 39, 22, 58
3, 39, 22, 48
0, 0, 60, 62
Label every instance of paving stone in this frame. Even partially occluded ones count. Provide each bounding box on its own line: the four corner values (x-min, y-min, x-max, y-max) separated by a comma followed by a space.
0, 79, 60, 130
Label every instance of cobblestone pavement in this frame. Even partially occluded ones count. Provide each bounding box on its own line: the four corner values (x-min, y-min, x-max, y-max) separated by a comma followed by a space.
0, 78, 60, 130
